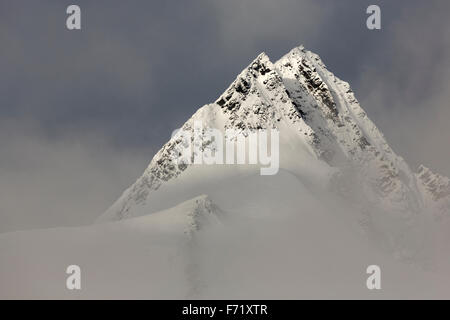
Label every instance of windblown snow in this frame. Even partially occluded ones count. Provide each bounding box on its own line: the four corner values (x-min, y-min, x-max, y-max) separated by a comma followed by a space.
1, 46, 449, 299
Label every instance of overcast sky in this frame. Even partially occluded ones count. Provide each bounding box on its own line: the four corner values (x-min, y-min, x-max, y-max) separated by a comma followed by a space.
1, 0, 449, 232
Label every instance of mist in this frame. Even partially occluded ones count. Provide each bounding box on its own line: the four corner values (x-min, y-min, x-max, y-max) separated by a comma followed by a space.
0, 120, 151, 232
1, 168, 449, 299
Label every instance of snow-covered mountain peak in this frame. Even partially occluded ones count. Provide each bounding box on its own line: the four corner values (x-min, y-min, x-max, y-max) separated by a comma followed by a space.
99, 46, 449, 229
214, 50, 296, 131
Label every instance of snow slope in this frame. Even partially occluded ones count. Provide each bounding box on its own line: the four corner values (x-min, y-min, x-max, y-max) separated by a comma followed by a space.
0, 195, 221, 299
1, 168, 449, 299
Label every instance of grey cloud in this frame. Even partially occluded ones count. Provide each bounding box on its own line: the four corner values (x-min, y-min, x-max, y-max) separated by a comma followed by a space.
0, 121, 150, 233
356, 0, 450, 176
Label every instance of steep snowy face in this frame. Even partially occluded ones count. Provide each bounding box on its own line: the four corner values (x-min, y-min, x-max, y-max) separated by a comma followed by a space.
275, 47, 426, 217
214, 52, 309, 132
99, 45, 448, 224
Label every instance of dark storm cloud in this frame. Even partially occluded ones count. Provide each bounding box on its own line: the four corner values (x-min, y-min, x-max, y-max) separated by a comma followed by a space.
0, 0, 449, 231
0, 0, 405, 147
